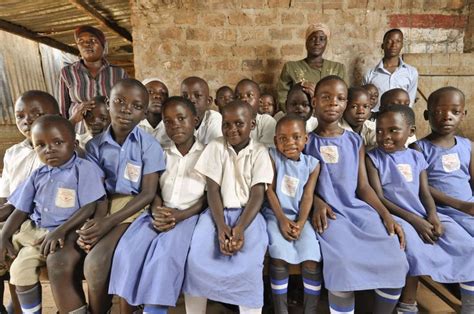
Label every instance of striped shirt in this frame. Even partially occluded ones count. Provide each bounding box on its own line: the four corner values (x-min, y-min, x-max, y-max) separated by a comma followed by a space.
58, 59, 128, 118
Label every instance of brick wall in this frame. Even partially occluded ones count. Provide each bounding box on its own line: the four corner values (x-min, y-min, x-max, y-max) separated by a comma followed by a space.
130, 0, 469, 98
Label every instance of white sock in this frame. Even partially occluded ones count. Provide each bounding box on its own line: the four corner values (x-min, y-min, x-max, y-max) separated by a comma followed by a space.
184, 294, 207, 314
239, 305, 262, 314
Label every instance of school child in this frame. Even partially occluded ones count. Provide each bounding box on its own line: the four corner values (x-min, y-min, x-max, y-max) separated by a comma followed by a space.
380, 88, 417, 146
235, 79, 277, 147
215, 85, 234, 113
366, 104, 474, 314
304, 75, 408, 314
0, 90, 61, 313
364, 29, 418, 111
259, 93, 277, 116
362, 83, 380, 113
75, 96, 110, 149
138, 78, 169, 145
339, 87, 376, 150
264, 116, 321, 314
183, 100, 273, 313
109, 96, 207, 312
78, 79, 165, 313
0, 115, 105, 314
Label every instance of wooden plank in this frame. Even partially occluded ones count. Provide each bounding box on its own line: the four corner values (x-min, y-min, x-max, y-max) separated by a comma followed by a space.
0, 19, 79, 55
420, 276, 461, 313
68, 0, 132, 43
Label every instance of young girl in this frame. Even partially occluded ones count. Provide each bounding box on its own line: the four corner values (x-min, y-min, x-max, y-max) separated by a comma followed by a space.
278, 83, 319, 133
258, 93, 277, 116
183, 100, 273, 313
109, 97, 207, 313
366, 104, 474, 313
304, 76, 408, 314
412, 87, 474, 312
79, 79, 166, 313
76, 96, 110, 149
264, 116, 321, 313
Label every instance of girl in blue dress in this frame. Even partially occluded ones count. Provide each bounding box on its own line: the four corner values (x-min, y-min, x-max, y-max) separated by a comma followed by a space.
264, 115, 321, 314
412, 87, 474, 314
304, 75, 409, 314
366, 104, 474, 313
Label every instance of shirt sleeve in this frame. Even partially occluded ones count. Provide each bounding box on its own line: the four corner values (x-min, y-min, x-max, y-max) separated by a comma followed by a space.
276, 62, 292, 111
251, 147, 274, 187
142, 141, 166, 175
0, 149, 12, 198
205, 111, 223, 144
58, 68, 72, 118
408, 67, 419, 106
194, 139, 223, 185
7, 174, 36, 214
85, 140, 101, 168
76, 160, 106, 207
259, 115, 276, 147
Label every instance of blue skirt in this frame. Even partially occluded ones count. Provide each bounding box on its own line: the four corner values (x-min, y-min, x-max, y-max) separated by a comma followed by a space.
263, 209, 321, 264
182, 208, 268, 308
109, 212, 198, 306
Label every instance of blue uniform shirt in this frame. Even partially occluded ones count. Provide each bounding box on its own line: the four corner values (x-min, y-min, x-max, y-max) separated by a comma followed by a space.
8, 154, 106, 230
86, 126, 166, 195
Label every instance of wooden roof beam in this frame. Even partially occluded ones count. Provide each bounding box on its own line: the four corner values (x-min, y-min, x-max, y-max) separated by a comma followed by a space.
69, 0, 133, 43
0, 19, 78, 55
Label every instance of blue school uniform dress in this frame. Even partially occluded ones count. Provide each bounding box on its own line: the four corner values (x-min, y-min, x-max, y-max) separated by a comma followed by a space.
367, 148, 474, 283
182, 137, 273, 308
8, 153, 106, 229
86, 126, 165, 195
263, 148, 321, 264
108, 141, 206, 306
417, 137, 474, 236
303, 131, 408, 292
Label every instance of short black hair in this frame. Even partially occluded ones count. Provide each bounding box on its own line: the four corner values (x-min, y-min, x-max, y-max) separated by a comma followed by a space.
348, 87, 369, 103
31, 114, 76, 140
315, 75, 347, 95
276, 114, 306, 133
112, 79, 149, 106
162, 96, 197, 117
18, 90, 60, 114
380, 88, 409, 108
383, 28, 403, 41
93, 95, 108, 106
216, 85, 233, 96
235, 79, 261, 96
221, 99, 255, 118
427, 86, 465, 110
378, 104, 415, 126
182, 76, 210, 95
287, 83, 311, 103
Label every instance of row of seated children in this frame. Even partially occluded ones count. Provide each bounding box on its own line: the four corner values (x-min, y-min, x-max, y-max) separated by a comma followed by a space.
0, 76, 472, 314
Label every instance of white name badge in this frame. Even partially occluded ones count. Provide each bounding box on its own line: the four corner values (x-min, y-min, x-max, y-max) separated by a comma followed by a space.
124, 162, 141, 183
281, 175, 299, 198
397, 164, 413, 182
442, 153, 460, 172
320, 146, 339, 163
55, 188, 76, 208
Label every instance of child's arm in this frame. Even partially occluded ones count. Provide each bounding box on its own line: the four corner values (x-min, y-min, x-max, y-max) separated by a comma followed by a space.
419, 170, 443, 238
266, 159, 299, 241
230, 183, 265, 252
356, 146, 405, 248
312, 195, 336, 234
0, 210, 28, 263
207, 177, 233, 256
366, 156, 439, 244
153, 194, 207, 232
294, 164, 321, 237
0, 203, 14, 222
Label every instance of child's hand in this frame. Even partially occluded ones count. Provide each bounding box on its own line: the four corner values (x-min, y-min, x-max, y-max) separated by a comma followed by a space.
0, 204, 14, 222
217, 224, 233, 256
230, 225, 245, 252
151, 207, 183, 232
460, 201, 474, 216
278, 217, 299, 241
312, 201, 336, 234
381, 214, 406, 249
69, 100, 95, 124
291, 219, 306, 239
409, 215, 437, 244
427, 214, 444, 238
301, 81, 316, 98
76, 217, 112, 247
37, 229, 66, 257
0, 238, 15, 264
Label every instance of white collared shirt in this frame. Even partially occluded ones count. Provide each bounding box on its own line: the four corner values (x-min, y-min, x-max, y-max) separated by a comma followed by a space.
251, 113, 276, 147
274, 113, 318, 134
195, 137, 273, 208
138, 118, 170, 147
364, 57, 419, 111
339, 119, 377, 151
76, 132, 93, 150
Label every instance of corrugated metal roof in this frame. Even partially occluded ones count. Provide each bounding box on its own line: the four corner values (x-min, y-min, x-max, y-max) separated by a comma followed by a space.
0, 0, 134, 74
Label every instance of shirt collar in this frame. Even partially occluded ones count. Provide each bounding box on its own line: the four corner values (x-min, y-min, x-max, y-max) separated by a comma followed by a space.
376, 57, 407, 72
168, 138, 204, 157
100, 125, 139, 147
76, 58, 110, 75
40, 152, 77, 173
20, 139, 34, 150
226, 137, 256, 157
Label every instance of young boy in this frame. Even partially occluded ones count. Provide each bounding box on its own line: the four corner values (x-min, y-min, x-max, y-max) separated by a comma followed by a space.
340, 87, 376, 150
183, 100, 273, 313
364, 29, 418, 111
258, 93, 277, 116
78, 79, 165, 313
215, 86, 234, 113
76, 96, 110, 150
363, 83, 380, 112
235, 79, 276, 147
0, 115, 105, 314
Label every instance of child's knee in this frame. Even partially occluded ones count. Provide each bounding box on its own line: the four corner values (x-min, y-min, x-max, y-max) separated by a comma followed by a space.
46, 251, 78, 280
302, 260, 319, 272
270, 258, 287, 268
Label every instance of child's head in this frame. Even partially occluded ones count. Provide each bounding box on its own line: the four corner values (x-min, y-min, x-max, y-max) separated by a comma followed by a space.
382, 28, 403, 58
313, 75, 348, 123
343, 87, 371, 129
143, 78, 169, 116
234, 79, 261, 114
31, 115, 76, 167
221, 100, 256, 152
181, 76, 211, 123
286, 83, 313, 121
162, 96, 199, 147
84, 96, 110, 136
275, 115, 307, 161
376, 104, 416, 153
258, 94, 277, 116
425, 87, 466, 136
380, 88, 410, 109
362, 83, 379, 110
14, 90, 60, 142
215, 86, 234, 113
108, 79, 148, 133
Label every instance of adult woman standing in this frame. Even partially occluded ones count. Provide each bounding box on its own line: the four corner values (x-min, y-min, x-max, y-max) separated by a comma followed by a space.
58, 26, 128, 131
276, 23, 347, 110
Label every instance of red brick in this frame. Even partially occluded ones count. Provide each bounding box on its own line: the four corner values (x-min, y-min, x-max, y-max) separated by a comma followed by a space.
306, 13, 324, 24
228, 12, 254, 26
208, 0, 240, 9
213, 29, 238, 42
189, 59, 207, 71
238, 29, 266, 41
206, 44, 230, 57
254, 12, 279, 26
241, 0, 267, 9
231, 45, 256, 57
269, 28, 294, 40
322, 0, 344, 10
177, 43, 202, 56
290, 0, 322, 9
201, 13, 227, 27
254, 73, 277, 84
215, 60, 240, 71
281, 44, 305, 56
268, 0, 291, 8
242, 59, 264, 71
163, 60, 183, 71
174, 11, 198, 25
155, 42, 174, 56
186, 28, 211, 41
281, 12, 306, 25
267, 59, 284, 69
347, 0, 368, 9
388, 14, 467, 29
158, 27, 184, 40
446, 0, 465, 10
255, 45, 279, 57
